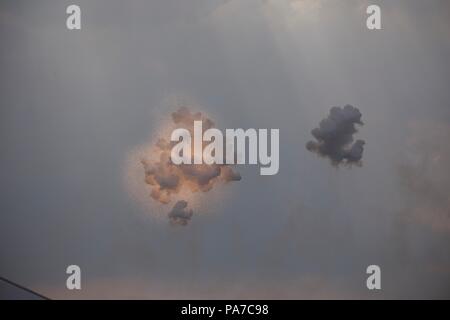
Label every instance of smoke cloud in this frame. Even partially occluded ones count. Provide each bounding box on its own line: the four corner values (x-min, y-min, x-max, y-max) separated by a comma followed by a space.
141, 107, 241, 225
306, 105, 365, 165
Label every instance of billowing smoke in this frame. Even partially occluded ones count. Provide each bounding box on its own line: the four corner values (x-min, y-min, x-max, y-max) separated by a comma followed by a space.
306, 105, 365, 165
141, 107, 241, 225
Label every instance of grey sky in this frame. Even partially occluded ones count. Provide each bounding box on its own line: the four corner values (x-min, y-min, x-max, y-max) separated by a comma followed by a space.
1, 0, 449, 299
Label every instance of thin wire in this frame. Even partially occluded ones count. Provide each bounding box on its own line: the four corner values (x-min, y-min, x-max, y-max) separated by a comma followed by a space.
0, 276, 51, 300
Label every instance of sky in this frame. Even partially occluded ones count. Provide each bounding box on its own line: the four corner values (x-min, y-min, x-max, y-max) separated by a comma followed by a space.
1, 0, 450, 299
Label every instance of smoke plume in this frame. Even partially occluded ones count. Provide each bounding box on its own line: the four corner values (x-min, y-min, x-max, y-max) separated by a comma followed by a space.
306, 105, 365, 165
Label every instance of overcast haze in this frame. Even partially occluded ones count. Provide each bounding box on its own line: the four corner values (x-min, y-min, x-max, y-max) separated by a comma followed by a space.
1, 0, 450, 299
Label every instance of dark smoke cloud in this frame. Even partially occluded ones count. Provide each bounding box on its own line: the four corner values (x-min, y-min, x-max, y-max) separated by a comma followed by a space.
141, 107, 241, 225
306, 105, 365, 165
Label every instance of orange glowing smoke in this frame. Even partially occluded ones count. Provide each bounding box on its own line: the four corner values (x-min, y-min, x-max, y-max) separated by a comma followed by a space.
125, 107, 241, 226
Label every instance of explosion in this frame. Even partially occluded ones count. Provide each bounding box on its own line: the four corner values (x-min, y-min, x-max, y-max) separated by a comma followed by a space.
135, 107, 241, 225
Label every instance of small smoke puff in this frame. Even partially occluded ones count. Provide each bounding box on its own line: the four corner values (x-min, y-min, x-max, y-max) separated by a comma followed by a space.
306, 105, 365, 165
220, 166, 242, 182
168, 200, 193, 226
141, 107, 241, 225
172, 107, 215, 131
